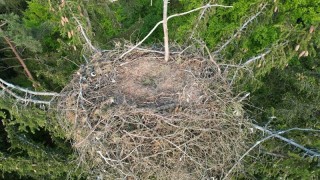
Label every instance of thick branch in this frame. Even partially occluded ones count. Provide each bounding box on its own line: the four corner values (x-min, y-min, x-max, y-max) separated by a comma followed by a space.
120, 4, 233, 58
0, 83, 51, 105
0, 78, 60, 96
163, 0, 169, 61
3, 36, 35, 81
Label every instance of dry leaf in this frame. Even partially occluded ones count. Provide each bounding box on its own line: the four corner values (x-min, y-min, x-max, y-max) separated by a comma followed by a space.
61, 19, 65, 26
294, 44, 300, 51
298, 51, 306, 58
304, 51, 309, 57
309, 25, 315, 33
64, 17, 69, 23
73, 46, 77, 51
71, 30, 74, 36
274, 6, 278, 13
68, 31, 71, 39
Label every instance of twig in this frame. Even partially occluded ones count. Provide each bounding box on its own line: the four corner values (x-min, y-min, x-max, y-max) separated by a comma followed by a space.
194, 38, 221, 76
0, 78, 60, 96
74, 17, 99, 53
120, 3, 233, 59
0, 83, 51, 105
163, 0, 169, 61
223, 124, 320, 179
213, 3, 267, 55
242, 41, 288, 66
189, 3, 210, 39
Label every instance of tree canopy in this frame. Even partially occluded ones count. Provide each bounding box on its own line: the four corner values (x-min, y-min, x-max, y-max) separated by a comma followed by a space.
0, 0, 319, 179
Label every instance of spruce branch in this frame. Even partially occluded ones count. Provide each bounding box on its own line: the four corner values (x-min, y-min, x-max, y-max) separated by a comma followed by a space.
2, 35, 35, 82
120, 3, 233, 59
214, 3, 268, 55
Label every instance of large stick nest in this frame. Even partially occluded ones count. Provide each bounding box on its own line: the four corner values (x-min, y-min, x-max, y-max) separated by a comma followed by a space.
55, 48, 249, 179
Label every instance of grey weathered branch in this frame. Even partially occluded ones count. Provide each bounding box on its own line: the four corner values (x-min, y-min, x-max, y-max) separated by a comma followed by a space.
120, 3, 233, 59
0, 78, 60, 96
74, 17, 99, 53
243, 49, 271, 66
163, 0, 169, 61
223, 124, 320, 179
0, 83, 52, 105
253, 124, 320, 157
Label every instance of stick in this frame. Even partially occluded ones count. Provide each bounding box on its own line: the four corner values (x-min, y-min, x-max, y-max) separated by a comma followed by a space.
120, 4, 233, 59
163, 0, 169, 61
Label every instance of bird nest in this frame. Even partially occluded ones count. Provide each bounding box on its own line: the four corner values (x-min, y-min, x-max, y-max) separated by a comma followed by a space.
55, 48, 249, 179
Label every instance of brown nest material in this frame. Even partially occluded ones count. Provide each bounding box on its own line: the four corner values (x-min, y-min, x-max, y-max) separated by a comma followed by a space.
55, 48, 249, 179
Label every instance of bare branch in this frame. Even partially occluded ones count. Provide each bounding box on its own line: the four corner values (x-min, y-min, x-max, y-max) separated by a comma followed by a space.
0, 83, 51, 105
163, 0, 169, 61
243, 49, 271, 66
120, 3, 233, 59
74, 17, 99, 53
223, 124, 320, 179
0, 78, 60, 96
214, 3, 267, 55
253, 124, 320, 157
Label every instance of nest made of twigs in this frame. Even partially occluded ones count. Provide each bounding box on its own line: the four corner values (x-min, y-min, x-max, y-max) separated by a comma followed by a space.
55, 47, 249, 179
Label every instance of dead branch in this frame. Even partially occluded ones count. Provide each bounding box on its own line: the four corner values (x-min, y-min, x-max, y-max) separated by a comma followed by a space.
0, 78, 60, 96
243, 49, 271, 66
189, 3, 210, 39
2, 36, 35, 81
120, 3, 233, 59
0, 83, 51, 105
74, 17, 99, 53
223, 124, 320, 179
213, 3, 267, 55
163, 0, 169, 61
253, 124, 320, 157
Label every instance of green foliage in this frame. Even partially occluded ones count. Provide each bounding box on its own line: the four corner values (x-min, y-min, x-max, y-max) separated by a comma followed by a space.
0, 13, 42, 53
0, 98, 83, 179
0, 0, 319, 179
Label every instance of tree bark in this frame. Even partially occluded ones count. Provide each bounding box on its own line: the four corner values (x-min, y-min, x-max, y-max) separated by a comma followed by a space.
163, 0, 169, 62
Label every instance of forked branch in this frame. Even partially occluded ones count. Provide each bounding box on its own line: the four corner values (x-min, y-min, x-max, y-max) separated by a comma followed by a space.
223, 124, 320, 179
120, 3, 233, 58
